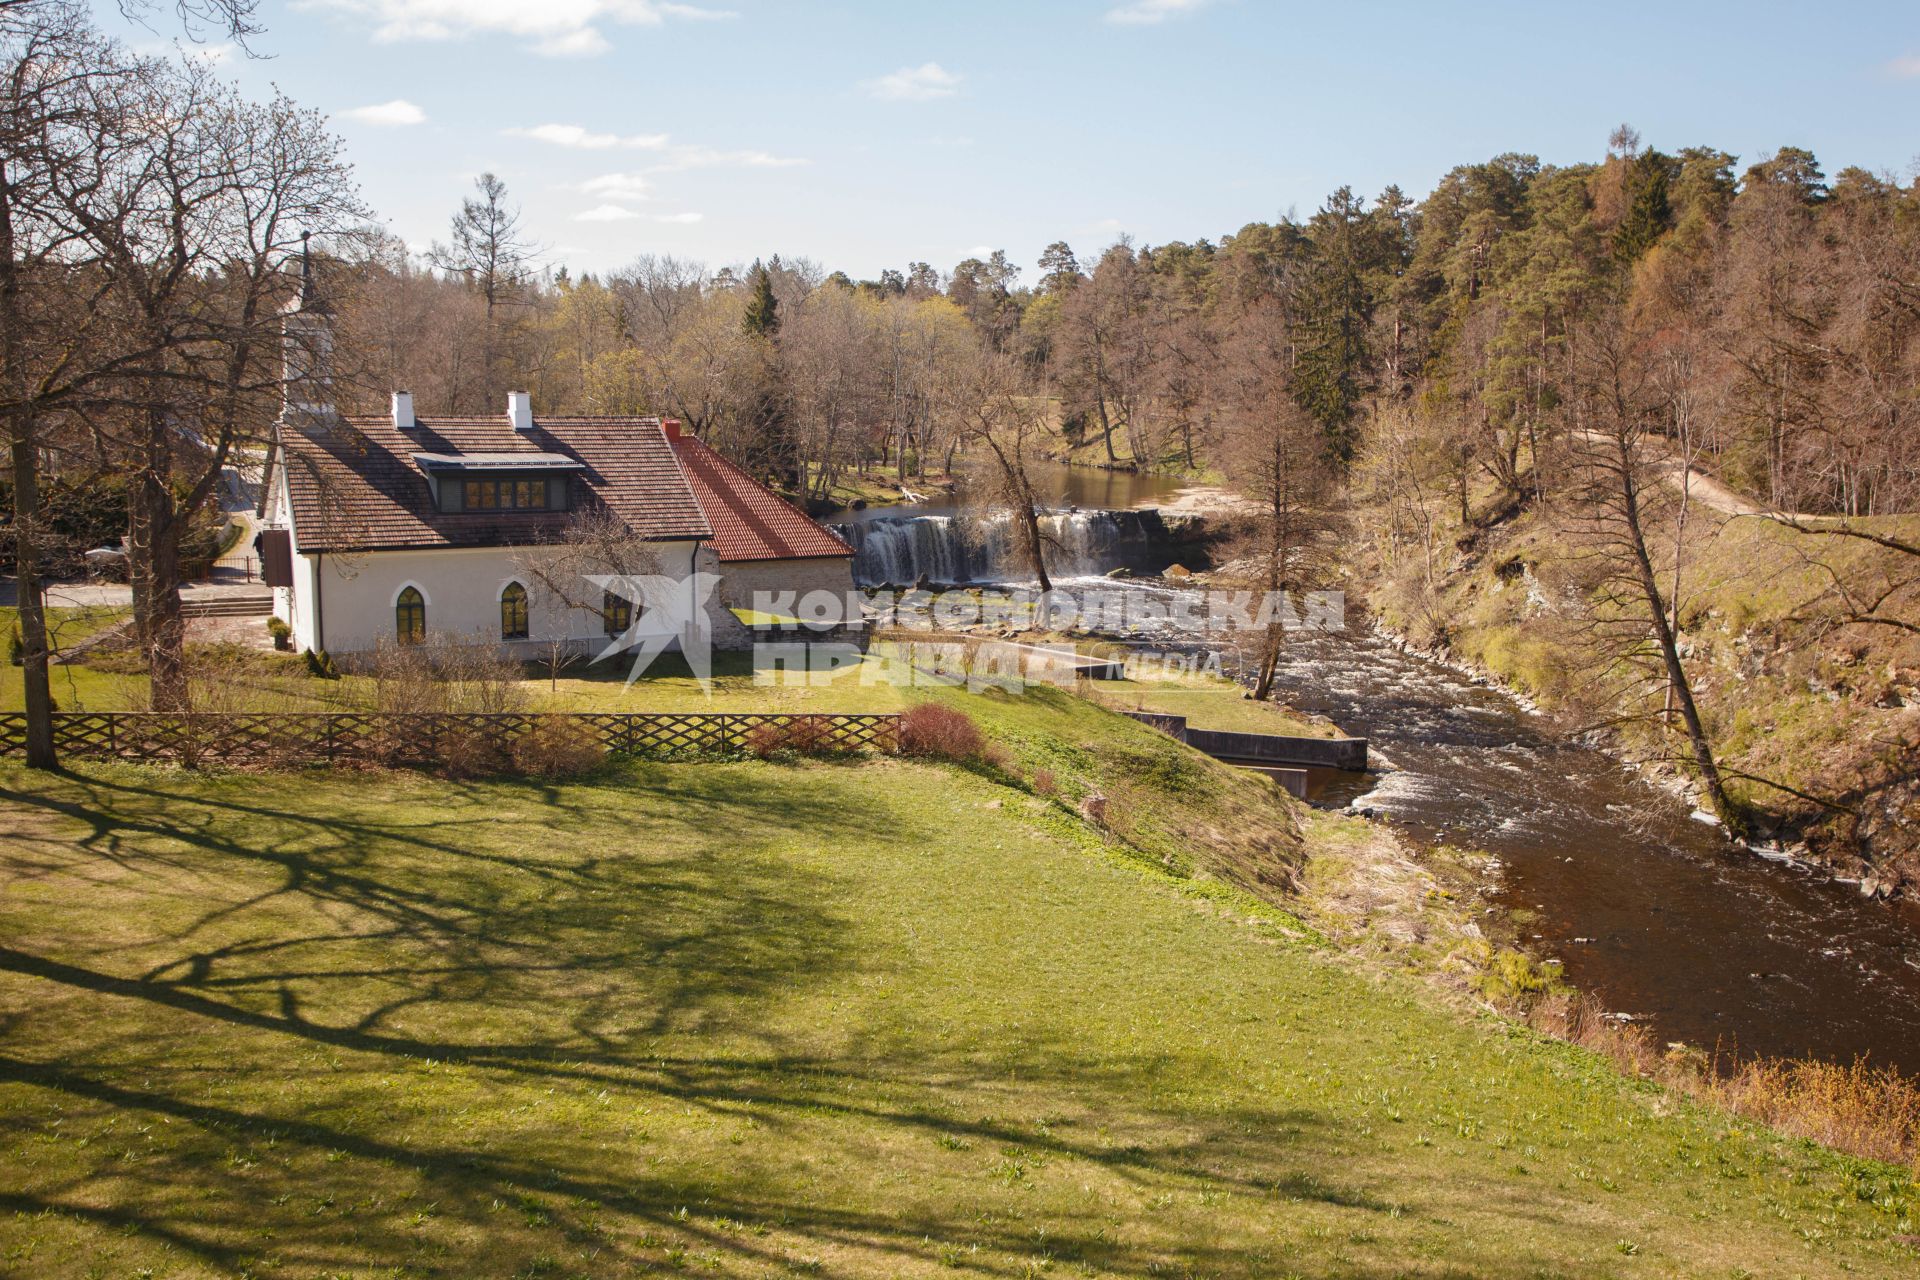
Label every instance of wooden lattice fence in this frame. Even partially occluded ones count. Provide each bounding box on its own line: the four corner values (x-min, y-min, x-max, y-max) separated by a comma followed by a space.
0, 711, 899, 768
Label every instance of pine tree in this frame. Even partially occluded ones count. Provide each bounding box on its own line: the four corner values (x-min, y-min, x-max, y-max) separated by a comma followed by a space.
742, 259, 780, 338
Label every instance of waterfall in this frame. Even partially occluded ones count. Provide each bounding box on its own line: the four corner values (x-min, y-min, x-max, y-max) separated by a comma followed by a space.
833, 508, 1178, 587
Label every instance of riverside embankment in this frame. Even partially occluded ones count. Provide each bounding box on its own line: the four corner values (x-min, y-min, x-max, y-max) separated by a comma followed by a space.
838, 475, 1920, 1073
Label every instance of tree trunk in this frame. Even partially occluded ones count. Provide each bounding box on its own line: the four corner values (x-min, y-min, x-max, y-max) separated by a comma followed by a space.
1613, 434, 1744, 835
1251, 623, 1283, 701
0, 156, 55, 769
1019, 502, 1052, 594
130, 454, 190, 713
8, 424, 56, 767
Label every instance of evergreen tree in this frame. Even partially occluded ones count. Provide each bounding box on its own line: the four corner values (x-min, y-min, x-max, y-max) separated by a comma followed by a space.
1292, 186, 1387, 464
742, 259, 781, 338
1613, 151, 1675, 263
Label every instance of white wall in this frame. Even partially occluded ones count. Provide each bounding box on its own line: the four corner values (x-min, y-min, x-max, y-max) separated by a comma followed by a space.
286, 540, 703, 656
265, 463, 854, 658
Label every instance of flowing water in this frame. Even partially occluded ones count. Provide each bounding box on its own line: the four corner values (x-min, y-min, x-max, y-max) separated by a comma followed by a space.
1259, 627, 1920, 1072
851, 477, 1920, 1070
834, 508, 1184, 586
831, 463, 1200, 586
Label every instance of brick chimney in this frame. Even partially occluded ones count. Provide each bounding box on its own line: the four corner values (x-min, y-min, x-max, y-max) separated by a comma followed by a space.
662, 417, 683, 441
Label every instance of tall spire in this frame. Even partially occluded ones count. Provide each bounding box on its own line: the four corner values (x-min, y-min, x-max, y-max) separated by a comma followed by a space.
282, 229, 335, 429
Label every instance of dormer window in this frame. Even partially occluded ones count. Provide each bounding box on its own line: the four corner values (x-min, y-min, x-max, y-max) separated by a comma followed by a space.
412, 452, 583, 513
464, 476, 558, 511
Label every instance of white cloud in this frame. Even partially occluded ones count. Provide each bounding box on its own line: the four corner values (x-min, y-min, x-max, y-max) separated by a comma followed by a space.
865, 62, 962, 101
651, 145, 806, 171
653, 212, 703, 224
340, 98, 427, 126
1890, 53, 1920, 78
141, 38, 237, 63
575, 204, 641, 222
1104, 0, 1212, 25
524, 131, 803, 171
305, 0, 736, 59
578, 172, 653, 202
507, 123, 670, 150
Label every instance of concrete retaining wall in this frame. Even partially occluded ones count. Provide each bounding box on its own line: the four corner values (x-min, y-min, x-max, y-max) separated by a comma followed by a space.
1123, 711, 1368, 771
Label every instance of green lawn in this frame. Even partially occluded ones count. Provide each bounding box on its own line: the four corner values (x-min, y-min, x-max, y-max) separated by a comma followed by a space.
0, 606, 143, 714
529, 650, 913, 716
1, 747, 1915, 1276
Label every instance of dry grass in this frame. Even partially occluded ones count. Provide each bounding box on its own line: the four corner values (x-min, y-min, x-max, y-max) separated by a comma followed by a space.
1526, 992, 1920, 1174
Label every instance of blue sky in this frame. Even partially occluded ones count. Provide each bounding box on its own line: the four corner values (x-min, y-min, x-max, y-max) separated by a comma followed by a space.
110, 0, 1920, 283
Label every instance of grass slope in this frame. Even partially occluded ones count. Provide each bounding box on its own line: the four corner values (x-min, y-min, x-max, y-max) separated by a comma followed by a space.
2, 751, 1916, 1278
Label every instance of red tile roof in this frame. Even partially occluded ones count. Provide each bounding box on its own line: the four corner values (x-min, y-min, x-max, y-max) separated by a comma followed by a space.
670, 434, 852, 562
279, 415, 713, 552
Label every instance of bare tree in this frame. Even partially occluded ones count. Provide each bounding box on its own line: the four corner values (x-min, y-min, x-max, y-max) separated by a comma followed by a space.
430, 173, 535, 409
950, 346, 1055, 591
511, 508, 664, 686
1569, 313, 1746, 833
51, 53, 363, 710
0, 2, 102, 766
1216, 293, 1342, 700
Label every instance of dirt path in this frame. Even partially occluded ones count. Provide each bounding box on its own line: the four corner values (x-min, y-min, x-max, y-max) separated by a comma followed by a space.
1657, 456, 1771, 518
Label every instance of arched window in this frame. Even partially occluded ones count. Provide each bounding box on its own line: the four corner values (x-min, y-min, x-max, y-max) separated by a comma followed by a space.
395, 586, 426, 645
500, 581, 529, 639
602, 589, 633, 637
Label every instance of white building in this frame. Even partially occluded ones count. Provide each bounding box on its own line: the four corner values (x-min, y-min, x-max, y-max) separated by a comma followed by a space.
258, 279, 854, 658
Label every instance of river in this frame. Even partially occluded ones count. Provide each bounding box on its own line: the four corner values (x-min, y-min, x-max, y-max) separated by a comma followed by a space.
838, 479, 1920, 1071
1264, 626, 1920, 1073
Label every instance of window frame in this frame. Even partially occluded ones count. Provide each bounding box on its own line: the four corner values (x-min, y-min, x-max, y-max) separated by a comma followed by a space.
454, 474, 567, 513
395, 586, 426, 645
602, 589, 634, 638
500, 581, 529, 640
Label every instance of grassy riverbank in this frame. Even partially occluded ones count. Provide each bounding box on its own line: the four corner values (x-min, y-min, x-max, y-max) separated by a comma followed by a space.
4, 684, 1920, 1275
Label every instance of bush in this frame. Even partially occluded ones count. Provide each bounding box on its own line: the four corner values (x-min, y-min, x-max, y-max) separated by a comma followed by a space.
743, 718, 794, 760
6, 623, 21, 667
898, 702, 986, 762
510, 716, 607, 779
435, 724, 508, 780
743, 716, 844, 761
1031, 767, 1058, 798
304, 648, 339, 680
268, 617, 292, 651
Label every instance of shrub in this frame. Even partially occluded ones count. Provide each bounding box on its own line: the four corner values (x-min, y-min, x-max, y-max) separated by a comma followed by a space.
1476, 948, 1568, 1001
6, 622, 21, 667
784, 715, 840, 756
744, 719, 795, 760
898, 702, 985, 761
511, 716, 607, 779
1031, 767, 1058, 798
304, 648, 339, 680
267, 616, 292, 651
743, 716, 845, 760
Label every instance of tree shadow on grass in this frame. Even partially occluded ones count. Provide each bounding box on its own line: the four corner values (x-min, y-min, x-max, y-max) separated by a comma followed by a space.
0, 762, 873, 1063
0, 763, 1649, 1278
